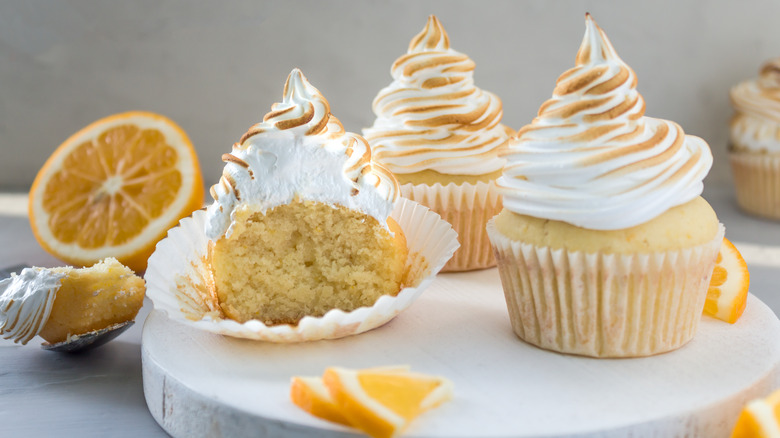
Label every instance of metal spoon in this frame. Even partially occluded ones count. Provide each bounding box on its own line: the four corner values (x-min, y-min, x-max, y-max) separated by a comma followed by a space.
41, 321, 134, 353
1, 264, 135, 353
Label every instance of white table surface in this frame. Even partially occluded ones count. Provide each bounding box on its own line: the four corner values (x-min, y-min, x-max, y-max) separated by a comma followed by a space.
1, 183, 780, 437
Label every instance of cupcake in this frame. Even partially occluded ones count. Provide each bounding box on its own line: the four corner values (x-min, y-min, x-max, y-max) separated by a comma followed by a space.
207, 69, 407, 325
729, 58, 780, 219
145, 69, 459, 342
487, 14, 724, 358
364, 15, 513, 272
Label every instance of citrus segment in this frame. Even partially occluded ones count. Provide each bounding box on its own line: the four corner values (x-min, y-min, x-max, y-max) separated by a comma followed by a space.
321, 366, 453, 438
29, 112, 204, 272
704, 238, 750, 324
290, 376, 350, 426
731, 389, 780, 437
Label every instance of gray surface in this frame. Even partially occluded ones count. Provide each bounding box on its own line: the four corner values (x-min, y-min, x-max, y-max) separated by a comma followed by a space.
0, 301, 165, 437
3, 0, 780, 190
704, 184, 780, 247
0, 184, 778, 436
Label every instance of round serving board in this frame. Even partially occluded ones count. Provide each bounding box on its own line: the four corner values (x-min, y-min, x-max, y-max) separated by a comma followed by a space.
142, 268, 780, 438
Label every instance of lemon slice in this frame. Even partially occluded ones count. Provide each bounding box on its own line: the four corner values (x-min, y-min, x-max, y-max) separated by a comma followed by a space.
704, 238, 750, 324
732, 388, 780, 437
290, 375, 350, 426
321, 366, 452, 438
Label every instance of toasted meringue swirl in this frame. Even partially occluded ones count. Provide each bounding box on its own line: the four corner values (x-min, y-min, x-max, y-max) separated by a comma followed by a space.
0, 268, 64, 345
497, 14, 712, 230
363, 15, 512, 175
206, 69, 398, 240
730, 58, 780, 152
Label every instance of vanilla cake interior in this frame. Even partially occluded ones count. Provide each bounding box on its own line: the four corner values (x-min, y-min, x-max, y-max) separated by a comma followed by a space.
210, 200, 408, 325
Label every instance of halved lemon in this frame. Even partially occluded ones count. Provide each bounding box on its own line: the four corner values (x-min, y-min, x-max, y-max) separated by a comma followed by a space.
731, 388, 780, 437
29, 111, 204, 273
704, 238, 750, 324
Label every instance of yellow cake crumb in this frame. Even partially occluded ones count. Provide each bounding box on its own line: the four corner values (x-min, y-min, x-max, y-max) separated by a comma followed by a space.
210, 200, 408, 325
494, 196, 719, 254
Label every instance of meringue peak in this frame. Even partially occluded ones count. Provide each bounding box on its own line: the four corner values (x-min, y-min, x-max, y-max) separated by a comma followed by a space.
730, 57, 780, 152
576, 13, 622, 67
279, 68, 322, 109
240, 69, 334, 143
759, 58, 780, 88
365, 15, 511, 176
409, 15, 450, 53
501, 14, 713, 230
207, 69, 399, 241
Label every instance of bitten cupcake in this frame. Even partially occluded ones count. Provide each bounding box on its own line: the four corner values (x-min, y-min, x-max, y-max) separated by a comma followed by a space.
364, 15, 513, 272
144, 69, 459, 342
487, 14, 724, 358
730, 58, 780, 219
206, 69, 406, 325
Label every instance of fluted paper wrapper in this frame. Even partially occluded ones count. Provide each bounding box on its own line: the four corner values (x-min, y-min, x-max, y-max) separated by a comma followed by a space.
486, 220, 724, 358
145, 198, 459, 343
402, 180, 501, 272
730, 152, 780, 220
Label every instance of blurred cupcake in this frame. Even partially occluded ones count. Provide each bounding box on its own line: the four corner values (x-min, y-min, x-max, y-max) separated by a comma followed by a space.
730, 58, 780, 219
487, 14, 724, 358
145, 69, 459, 343
364, 15, 513, 272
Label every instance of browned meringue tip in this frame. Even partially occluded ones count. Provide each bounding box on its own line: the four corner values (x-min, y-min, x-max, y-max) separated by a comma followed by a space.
239, 67, 334, 144
577, 13, 621, 66
761, 58, 780, 74
282, 68, 307, 102
409, 14, 450, 52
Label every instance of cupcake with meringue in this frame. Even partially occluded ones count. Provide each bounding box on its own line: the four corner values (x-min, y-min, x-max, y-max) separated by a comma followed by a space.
730, 58, 780, 219
364, 15, 513, 272
206, 69, 407, 326
487, 14, 724, 358
145, 69, 458, 342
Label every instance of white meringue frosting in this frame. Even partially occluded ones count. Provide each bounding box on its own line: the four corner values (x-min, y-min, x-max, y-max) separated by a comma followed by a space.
206, 68, 399, 241
497, 14, 712, 230
0, 268, 64, 345
730, 58, 780, 152
363, 15, 511, 176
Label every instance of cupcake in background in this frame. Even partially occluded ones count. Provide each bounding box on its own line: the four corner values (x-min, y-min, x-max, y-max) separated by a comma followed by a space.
488, 14, 723, 357
364, 15, 513, 272
730, 58, 780, 220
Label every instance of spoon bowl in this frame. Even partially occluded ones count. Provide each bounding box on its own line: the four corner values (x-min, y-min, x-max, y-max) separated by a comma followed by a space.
41, 321, 135, 353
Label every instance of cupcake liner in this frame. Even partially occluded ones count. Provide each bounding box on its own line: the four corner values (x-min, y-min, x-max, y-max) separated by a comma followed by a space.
145, 198, 459, 343
730, 152, 780, 220
401, 180, 501, 272
486, 220, 725, 358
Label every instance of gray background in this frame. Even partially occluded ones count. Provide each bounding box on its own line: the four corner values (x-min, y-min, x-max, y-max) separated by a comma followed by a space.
0, 0, 777, 191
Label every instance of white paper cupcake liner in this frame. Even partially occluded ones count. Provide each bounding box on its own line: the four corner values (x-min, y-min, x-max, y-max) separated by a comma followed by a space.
730, 152, 780, 220
401, 180, 501, 272
487, 220, 725, 358
145, 198, 459, 343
